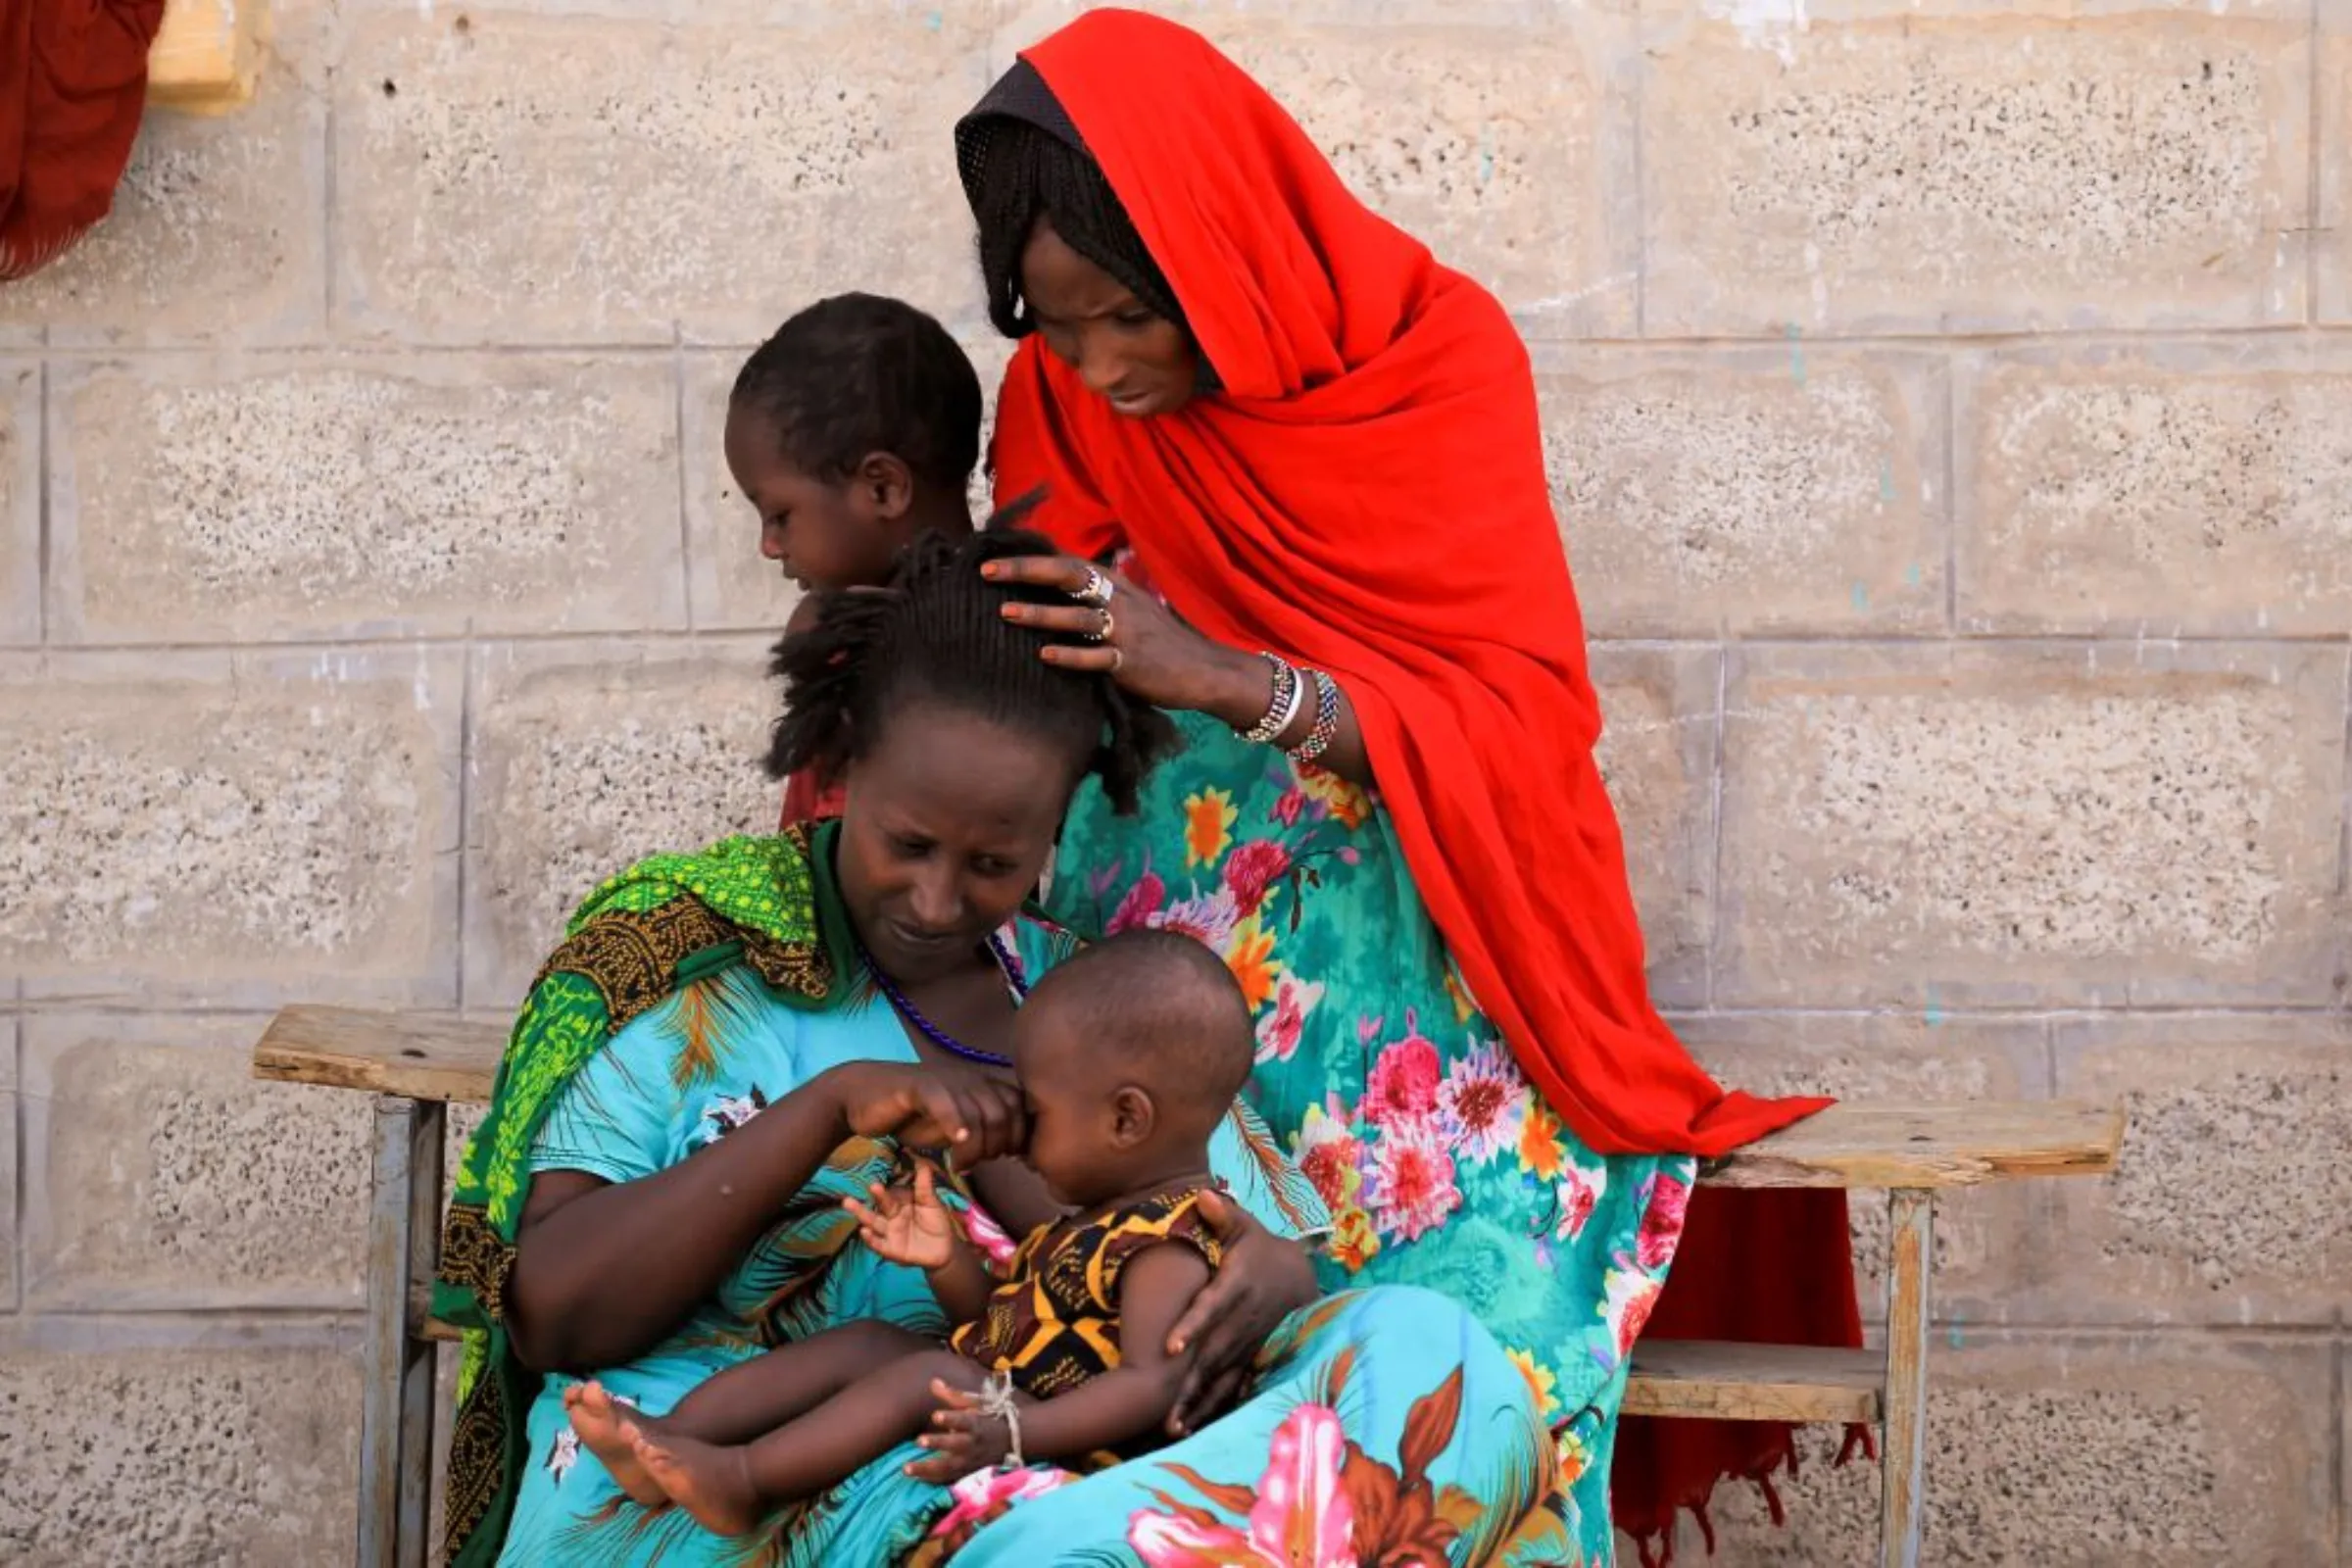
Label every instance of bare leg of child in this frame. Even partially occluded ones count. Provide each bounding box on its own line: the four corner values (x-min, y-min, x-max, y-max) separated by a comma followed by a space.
631, 1348, 984, 1537
570, 1321, 936, 1507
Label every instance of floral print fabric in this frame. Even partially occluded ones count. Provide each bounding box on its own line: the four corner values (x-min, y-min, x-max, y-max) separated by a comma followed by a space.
1048, 710, 1699, 1559
493, 914, 1549, 1565
922, 1287, 1565, 1567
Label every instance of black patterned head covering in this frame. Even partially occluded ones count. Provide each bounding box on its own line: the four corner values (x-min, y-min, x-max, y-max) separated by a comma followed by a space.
954, 59, 1216, 389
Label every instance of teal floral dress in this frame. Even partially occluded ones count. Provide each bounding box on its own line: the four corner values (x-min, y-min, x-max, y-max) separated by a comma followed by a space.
1048, 710, 1699, 1561
495, 881, 1571, 1566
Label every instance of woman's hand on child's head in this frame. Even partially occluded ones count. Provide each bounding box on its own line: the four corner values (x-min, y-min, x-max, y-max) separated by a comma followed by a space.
843, 1159, 959, 1270
982, 553, 1241, 715
832, 1062, 1027, 1162
905, 1377, 1011, 1483
1162, 1190, 1320, 1436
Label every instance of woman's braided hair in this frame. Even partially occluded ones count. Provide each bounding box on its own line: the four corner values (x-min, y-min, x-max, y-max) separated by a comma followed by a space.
765, 509, 1177, 814
961, 111, 1193, 352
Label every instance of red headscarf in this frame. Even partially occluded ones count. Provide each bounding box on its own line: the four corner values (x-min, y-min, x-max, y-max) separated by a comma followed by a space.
0, 0, 167, 281
974, 12, 1865, 1552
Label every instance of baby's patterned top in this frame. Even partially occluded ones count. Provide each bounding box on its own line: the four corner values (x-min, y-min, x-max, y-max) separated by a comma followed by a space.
949, 1185, 1221, 1401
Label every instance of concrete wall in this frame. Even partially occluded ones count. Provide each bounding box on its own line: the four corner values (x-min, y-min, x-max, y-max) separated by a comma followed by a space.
1, 0, 2344, 1562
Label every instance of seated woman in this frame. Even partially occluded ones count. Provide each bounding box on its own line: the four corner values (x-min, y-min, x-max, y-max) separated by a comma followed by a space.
573, 931, 1262, 1537
432, 528, 1559, 1567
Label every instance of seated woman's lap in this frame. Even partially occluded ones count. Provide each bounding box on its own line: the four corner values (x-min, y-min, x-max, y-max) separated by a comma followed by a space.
503, 1256, 1549, 1565
806, 1286, 1551, 1567
498, 1232, 951, 1566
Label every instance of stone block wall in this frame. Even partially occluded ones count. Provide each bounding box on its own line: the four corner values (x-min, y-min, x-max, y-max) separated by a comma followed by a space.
2, 1, 2344, 1562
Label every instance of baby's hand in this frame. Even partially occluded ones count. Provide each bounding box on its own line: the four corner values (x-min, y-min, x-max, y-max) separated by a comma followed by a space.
906, 1377, 1013, 1483
844, 1158, 958, 1270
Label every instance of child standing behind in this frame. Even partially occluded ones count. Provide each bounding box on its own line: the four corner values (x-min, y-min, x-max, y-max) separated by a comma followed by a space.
725, 293, 982, 823
564, 930, 1264, 1536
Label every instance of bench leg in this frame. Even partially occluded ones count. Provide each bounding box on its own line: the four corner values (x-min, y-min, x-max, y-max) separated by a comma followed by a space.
1879, 1188, 1933, 1568
360, 1096, 446, 1568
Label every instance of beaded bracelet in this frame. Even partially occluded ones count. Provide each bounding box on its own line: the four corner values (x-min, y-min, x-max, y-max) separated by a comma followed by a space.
1238, 652, 1304, 746
1288, 668, 1342, 763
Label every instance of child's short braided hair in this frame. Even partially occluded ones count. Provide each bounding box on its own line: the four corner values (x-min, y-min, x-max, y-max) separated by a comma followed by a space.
731, 293, 982, 489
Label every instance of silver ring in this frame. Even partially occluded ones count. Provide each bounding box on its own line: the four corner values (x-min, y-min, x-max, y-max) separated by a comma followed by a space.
1083, 609, 1114, 644
1075, 567, 1115, 610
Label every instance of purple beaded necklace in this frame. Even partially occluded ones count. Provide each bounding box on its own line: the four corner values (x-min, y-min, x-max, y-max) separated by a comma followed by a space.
858, 930, 1028, 1068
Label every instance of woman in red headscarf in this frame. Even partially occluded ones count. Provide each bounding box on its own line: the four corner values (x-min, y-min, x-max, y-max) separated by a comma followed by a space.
957, 10, 1864, 1560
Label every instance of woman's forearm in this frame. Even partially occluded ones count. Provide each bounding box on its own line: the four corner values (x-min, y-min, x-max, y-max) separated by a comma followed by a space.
507, 1067, 858, 1372
1180, 643, 1371, 786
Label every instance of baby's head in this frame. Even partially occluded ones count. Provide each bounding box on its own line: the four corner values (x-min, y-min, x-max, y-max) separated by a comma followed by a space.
727, 293, 982, 594
1012, 930, 1254, 1209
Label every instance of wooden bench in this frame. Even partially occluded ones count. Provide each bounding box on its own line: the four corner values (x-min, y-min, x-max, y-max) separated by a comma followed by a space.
253, 1004, 2124, 1568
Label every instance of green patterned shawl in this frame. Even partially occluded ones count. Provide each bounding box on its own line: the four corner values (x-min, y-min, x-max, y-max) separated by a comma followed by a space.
434, 824, 845, 1567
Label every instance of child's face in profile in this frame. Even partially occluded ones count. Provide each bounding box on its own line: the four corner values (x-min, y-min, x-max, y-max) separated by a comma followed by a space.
724, 405, 902, 593
1012, 1001, 1135, 1211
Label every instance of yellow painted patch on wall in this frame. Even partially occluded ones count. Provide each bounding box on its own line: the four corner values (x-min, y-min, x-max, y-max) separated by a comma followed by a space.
149, 0, 269, 113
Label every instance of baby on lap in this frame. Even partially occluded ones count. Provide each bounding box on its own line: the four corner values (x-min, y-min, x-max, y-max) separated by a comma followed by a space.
565, 929, 1261, 1536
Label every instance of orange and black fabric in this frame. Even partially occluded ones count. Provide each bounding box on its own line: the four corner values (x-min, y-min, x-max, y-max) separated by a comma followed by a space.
950, 1185, 1221, 1410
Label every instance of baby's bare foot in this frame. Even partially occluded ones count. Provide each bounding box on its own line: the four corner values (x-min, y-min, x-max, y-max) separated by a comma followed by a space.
631, 1429, 765, 1538
566, 1382, 666, 1507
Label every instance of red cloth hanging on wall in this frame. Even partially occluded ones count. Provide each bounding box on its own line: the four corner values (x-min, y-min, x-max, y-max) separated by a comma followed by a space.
1, 0, 169, 281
